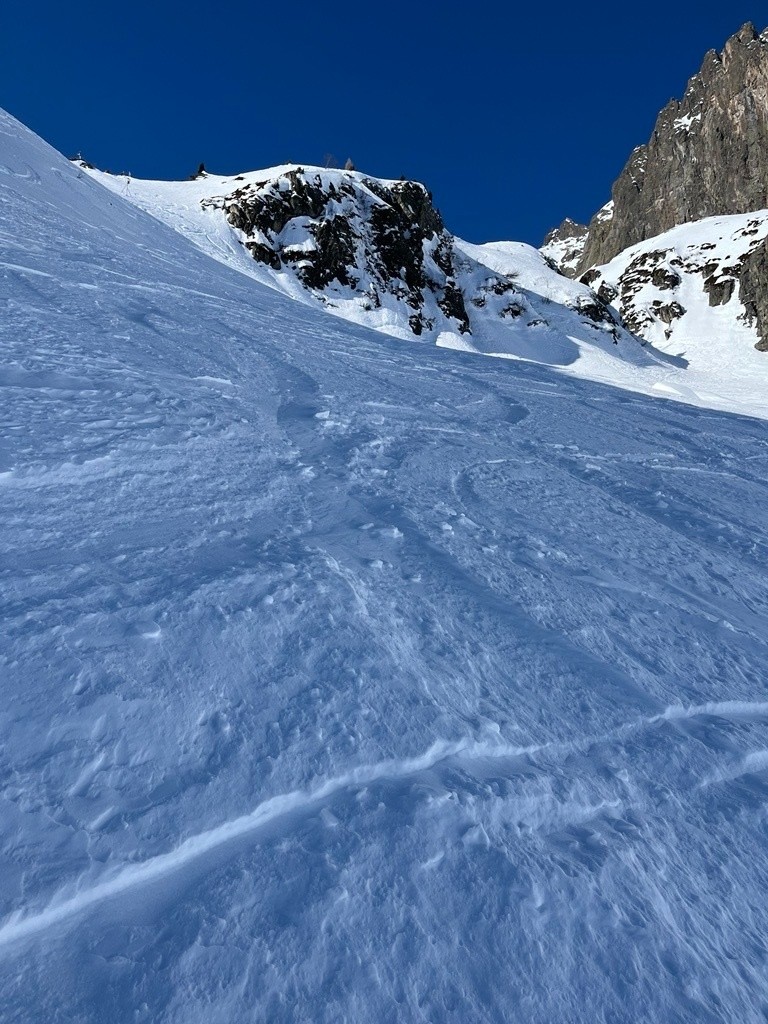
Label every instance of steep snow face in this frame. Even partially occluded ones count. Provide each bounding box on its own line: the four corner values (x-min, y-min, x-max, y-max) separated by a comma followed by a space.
583, 211, 768, 387
80, 162, 644, 366
4, 108, 768, 1023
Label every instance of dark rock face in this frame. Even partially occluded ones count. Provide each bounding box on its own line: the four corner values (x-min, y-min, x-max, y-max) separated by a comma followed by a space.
576, 23, 768, 274
186, 162, 632, 352
543, 23, 768, 348
704, 274, 736, 307
739, 238, 768, 349
205, 169, 473, 336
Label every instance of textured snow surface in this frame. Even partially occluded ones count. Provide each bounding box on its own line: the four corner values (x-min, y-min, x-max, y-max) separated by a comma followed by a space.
3, 109, 768, 1022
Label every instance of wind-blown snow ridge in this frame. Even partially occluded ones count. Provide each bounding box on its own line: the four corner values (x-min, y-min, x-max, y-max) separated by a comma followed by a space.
0, 740, 461, 951
3, 698, 767, 953
661, 699, 768, 720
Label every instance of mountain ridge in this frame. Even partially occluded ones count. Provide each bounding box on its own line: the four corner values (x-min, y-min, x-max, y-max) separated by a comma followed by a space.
76, 160, 641, 368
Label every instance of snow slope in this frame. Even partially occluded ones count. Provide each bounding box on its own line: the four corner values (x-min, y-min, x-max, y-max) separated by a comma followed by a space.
3, 109, 768, 1022
582, 212, 768, 395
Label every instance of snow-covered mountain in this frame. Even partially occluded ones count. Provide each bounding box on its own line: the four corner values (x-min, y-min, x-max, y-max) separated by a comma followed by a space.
78, 161, 768, 416
3, 103, 768, 1024
78, 161, 637, 365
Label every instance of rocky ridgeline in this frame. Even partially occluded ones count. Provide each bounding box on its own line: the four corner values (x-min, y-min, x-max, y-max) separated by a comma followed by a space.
200, 167, 625, 350
582, 22, 768, 271
543, 23, 768, 350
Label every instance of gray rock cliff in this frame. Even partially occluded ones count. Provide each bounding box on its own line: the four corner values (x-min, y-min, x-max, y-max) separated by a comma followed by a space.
577, 23, 768, 274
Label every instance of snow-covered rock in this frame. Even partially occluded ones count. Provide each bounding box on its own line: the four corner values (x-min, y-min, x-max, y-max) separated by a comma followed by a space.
79, 161, 646, 365
540, 217, 589, 277
582, 210, 768, 375
541, 23, 768, 372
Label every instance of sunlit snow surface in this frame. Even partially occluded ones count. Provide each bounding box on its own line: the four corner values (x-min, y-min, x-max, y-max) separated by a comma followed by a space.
3, 109, 768, 1022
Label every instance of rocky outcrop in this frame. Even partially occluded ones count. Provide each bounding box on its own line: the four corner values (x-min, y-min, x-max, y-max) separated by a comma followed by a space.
197, 166, 628, 352
204, 169, 473, 336
573, 23, 768, 275
540, 218, 588, 277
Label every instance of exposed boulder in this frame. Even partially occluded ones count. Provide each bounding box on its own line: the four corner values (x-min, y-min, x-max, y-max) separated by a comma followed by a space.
703, 274, 737, 307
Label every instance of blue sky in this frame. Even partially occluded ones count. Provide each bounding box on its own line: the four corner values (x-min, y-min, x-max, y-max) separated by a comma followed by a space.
2, 2, 764, 244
